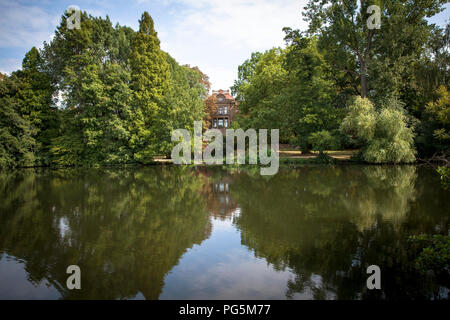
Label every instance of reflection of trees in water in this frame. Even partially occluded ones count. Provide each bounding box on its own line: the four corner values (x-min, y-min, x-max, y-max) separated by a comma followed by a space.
231, 166, 449, 300
0, 167, 211, 299
344, 166, 418, 231
0, 166, 447, 300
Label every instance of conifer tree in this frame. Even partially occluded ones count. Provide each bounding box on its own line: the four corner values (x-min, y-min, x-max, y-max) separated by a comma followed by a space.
0, 73, 36, 168
15, 47, 58, 165
130, 12, 170, 163
2, 11, 208, 167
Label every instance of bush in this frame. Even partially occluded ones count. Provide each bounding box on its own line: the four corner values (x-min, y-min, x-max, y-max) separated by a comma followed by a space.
340, 97, 416, 163
437, 166, 449, 190
340, 97, 376, 144
408, 234, 450, 275
308, 130, 338, 154
314, 152, 336, 164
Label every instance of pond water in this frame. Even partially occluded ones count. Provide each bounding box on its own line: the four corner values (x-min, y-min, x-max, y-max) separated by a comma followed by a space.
0, 165, 448, 300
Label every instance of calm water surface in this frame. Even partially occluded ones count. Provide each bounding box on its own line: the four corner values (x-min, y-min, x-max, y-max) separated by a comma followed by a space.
0, 165, 448, 299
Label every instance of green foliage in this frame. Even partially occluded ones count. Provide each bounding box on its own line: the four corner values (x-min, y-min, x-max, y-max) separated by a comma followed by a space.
303, 0, 447, 101
157, 55, 207, 157
0, 45, 58, 168
287, 37, 344, 152
308, 130, 337, 154
0, 10, 207, 168
278, 154, 336, 165
340, 96, 376, 144
16, 47, 58, 165
231, 48, 292, 140
363, 108, 416, 164
436, 166, 450, 190
0, 74, 36, 168
409, 234, 450, 275
341, 97, 416, 163
129, 12, 171, 163
314, 152, 336, 164
418, 86, 450, 154
2, 3, 448, 167
13, 10, 206, 168
299, 1, 449, 157
232, 38, 344, 152
43, 13, 136, 166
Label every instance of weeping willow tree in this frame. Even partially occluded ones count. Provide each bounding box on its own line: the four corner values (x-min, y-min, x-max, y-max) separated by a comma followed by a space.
340, 96, 416, 163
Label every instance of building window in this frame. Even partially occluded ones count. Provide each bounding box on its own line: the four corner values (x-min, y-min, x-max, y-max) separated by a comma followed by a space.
225, 118, 228, 128
213, 119, 217, 128
219, 107, 223, 115
224, 106, 228, 114
218, 119, 223, 127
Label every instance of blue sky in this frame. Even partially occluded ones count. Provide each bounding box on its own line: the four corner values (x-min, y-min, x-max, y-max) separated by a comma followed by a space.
0, 0, 448, 91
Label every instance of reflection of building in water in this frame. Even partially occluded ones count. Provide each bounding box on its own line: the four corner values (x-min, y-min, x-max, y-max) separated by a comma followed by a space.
201, 176, 239, 220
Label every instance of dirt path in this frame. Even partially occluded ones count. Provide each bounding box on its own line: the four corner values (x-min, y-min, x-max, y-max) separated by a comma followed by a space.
279, 150, 356, 160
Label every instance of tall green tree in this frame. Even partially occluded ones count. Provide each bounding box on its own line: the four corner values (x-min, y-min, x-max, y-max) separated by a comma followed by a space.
413, 25, 450, 156
43, 10, 207, 166
0, 73, 36, 168
0, 46, 57, 168
44, 11, 132, 166
284, 36, 345, 152
410, 24, 450, 112
231, 48, 292, 140
14, 47, 58, 165
232, 39, 344, 152
418, 85, 450, 154
157, 56, 208, 156
129, 12, 170, 163
302, 0, 447, 100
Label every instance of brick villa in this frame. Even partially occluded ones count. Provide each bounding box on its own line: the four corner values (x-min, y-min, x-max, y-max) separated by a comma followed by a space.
207, 89, 239, 133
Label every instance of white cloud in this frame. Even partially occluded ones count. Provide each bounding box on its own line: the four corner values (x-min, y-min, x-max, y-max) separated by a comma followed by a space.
158, 0, 308, 91
0, 0, 309, 88
0, 58, 21, 75
0, 1, 57, 49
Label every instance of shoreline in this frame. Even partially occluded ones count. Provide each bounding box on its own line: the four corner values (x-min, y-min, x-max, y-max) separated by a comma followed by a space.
2, 158, 428, 171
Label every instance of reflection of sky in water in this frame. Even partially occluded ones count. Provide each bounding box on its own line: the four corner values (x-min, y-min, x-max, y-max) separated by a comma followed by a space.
0, 208, 325, 300
0, 255, 59, 299
59, 217, 70, 239
160, 210, 316, 300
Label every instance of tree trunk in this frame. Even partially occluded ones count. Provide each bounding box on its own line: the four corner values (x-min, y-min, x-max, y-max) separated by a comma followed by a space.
361, 73, 368, 98
360, 63, 368, 98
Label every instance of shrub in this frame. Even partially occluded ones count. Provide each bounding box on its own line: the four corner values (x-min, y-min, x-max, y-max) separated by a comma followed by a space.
313, 152, 336, 164
308, 130, 338, 154
340, 96, 376, 144
340, 97, 416, 163
437, 166, 449, 190
408, 234, 450, 275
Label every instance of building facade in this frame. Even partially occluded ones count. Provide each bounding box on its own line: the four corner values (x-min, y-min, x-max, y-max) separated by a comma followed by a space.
207, 89, 239, 133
